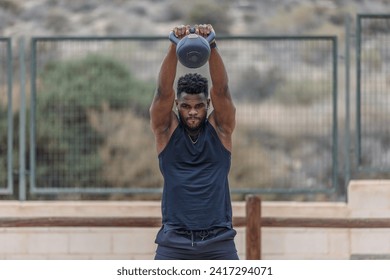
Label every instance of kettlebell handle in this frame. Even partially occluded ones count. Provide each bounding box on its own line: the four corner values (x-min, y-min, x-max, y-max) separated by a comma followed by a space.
169, 28, 215, 45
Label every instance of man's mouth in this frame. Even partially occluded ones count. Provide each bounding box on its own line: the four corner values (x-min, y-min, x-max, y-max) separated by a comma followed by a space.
187, 118, 200, 128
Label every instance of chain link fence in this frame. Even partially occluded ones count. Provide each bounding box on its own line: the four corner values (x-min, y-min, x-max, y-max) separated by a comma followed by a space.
23, 35, 338, 199
356, 15, 390, 177
220, 36, 338, 196
0, 38, 13, 195
29, 37, 167, 197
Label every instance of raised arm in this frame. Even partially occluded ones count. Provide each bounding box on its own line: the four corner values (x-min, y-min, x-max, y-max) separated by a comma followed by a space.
199, 25, 236, 150
149, 43, 177, 135
149, 43, 178, 154
149, 25, 188, 153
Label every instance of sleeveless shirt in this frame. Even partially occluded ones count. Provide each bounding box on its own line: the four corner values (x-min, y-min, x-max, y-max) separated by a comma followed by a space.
158, 120, 233, 231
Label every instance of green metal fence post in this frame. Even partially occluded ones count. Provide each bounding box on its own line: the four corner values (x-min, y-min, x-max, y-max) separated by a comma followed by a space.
7, 38, 13, 195
18, 37, 27, 201
344, 15, 351, 196
332, 37, 339, 196
355, 15, 362, 168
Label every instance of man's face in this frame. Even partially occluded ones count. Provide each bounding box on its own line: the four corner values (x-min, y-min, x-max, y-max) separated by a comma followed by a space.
176, 92, 210, 132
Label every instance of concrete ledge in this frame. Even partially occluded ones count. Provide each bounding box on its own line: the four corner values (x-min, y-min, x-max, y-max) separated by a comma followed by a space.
0, 180, 389, 259
349, 180, 390, 217
0, 201, 162, 217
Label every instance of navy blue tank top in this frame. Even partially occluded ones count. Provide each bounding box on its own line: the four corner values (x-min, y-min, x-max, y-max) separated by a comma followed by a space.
158, 120, 233, 230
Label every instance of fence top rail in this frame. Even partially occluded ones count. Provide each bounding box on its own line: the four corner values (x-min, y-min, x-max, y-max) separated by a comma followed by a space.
25, 187, 336, 195
358, 14, 390, 18
30, 35, 337, 41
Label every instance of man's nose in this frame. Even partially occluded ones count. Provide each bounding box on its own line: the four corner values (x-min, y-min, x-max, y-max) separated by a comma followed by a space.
189, 108, 197, 115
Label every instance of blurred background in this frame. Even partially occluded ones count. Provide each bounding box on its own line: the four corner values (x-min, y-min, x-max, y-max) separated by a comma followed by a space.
0, 0, 387, 37
1, 0, 390, 202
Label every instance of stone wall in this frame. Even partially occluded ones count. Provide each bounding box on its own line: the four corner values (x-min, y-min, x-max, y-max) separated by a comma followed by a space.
0, 180, 389, 259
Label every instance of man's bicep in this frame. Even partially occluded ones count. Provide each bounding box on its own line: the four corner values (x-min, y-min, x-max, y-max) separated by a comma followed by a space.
210, 88, 236, 133
150, 91, 175, 133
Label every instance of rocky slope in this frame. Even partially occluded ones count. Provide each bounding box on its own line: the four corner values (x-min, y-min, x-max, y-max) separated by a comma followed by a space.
1, 0, 389, 38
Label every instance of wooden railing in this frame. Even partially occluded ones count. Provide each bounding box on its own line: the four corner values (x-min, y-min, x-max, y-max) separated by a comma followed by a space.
2, 195, 390, 259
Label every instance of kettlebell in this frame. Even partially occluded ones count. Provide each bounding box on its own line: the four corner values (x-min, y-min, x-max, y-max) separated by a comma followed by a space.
169, 27, 215, 69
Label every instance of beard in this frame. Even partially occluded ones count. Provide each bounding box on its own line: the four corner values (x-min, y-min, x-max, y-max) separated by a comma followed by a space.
178, 112, 206, 133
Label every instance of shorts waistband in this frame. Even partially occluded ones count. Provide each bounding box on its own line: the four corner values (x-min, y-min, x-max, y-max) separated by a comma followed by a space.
175, 228, 226, 236
172, 227, 229, 246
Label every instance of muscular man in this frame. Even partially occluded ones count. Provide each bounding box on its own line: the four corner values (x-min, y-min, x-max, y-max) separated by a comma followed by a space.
150, 24, 238, 260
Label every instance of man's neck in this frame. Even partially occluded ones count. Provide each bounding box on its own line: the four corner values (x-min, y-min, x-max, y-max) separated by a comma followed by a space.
186, 127, 201, 140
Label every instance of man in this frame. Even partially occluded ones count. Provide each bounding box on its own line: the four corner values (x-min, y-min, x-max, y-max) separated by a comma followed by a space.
149, 24, 238, 260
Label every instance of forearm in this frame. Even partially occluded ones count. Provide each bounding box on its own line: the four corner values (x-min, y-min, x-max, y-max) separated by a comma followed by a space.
208, 43, 236, 135
157, 44, 178, 95
150, 43, 178, 132
209, 48, 229, 96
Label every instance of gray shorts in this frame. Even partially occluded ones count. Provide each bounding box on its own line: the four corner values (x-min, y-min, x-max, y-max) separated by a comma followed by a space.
154, 225, 239, 260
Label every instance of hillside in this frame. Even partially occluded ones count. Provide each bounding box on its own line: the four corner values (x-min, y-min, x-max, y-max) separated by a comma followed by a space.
1, 0, 389, 37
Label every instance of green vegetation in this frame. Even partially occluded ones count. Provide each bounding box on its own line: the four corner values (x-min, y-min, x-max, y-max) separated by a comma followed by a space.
39, 55, 154, 114
35, 55, 155, 188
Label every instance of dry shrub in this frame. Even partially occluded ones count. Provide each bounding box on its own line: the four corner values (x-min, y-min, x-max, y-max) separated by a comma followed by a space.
185, 0, 233, 34
230, 124, 289, 190
88, 108, 163, 189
